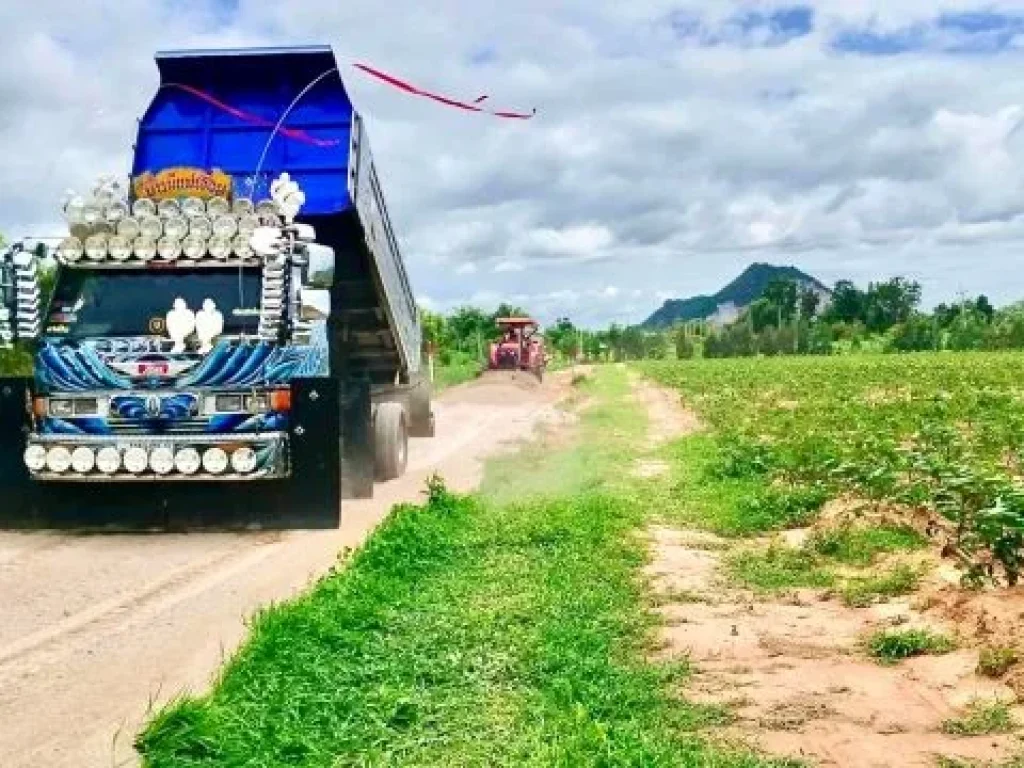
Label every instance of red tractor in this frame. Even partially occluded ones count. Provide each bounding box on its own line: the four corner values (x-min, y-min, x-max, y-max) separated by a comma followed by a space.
488, 317, 547, 381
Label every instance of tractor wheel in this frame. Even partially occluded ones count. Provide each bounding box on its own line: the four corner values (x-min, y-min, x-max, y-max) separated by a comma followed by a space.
374, 402, 408, 481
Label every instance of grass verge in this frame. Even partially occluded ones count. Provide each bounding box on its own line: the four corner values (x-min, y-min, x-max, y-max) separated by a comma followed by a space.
138, 367, 789, 767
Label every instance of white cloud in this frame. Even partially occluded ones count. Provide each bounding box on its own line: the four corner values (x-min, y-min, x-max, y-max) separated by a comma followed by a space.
493, 260, 525, 273
3, 1, 1024, 328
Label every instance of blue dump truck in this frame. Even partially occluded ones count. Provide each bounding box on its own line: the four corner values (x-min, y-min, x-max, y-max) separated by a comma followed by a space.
0, 45, 433, 528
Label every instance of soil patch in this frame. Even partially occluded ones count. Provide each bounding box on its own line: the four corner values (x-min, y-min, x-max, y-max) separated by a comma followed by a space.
631, 377, 703, 446
647, 527, 1024, 767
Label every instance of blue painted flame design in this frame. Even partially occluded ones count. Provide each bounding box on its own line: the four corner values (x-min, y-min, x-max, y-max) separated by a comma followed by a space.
110, 393, 198, 421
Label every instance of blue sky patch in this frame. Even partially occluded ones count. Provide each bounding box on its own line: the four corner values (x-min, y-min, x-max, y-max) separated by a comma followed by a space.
833, 10, 1024, 55
670, 5, 814, 47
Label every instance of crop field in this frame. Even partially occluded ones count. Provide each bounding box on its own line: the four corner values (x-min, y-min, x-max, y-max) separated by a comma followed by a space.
138, 357, 1024, 767
641, 352, 1024, 587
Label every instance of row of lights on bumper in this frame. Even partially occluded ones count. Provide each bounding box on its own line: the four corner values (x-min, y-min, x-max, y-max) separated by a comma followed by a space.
24, 444, 258, 477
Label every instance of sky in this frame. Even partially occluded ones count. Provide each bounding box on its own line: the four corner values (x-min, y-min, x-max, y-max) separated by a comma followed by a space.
3, 1, 1024, 327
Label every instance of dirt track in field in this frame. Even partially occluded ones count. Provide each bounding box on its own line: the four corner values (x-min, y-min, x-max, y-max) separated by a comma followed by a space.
0, 371, 568, 768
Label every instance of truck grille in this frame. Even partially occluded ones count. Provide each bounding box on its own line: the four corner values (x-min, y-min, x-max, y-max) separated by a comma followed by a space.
106, 418, 211, 436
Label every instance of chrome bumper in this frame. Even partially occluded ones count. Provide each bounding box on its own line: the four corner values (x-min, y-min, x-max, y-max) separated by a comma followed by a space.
26, 432, 290, 482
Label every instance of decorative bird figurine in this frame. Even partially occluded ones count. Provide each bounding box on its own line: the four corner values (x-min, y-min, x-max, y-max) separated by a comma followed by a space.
165, 297, 196, 353
194, 298, 224, 354
270, 172, 305, 223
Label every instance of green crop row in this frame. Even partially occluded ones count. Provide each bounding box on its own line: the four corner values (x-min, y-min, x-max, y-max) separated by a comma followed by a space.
639, 352, 1024, 587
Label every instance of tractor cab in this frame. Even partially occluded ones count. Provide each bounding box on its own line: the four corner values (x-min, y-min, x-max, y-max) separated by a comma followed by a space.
488, 317, 546, 381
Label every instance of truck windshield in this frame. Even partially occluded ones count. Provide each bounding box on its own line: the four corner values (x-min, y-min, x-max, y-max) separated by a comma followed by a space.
45, 267, 263, 339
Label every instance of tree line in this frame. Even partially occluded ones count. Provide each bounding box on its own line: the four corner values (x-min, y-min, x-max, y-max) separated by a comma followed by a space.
422, 274, 1024, 369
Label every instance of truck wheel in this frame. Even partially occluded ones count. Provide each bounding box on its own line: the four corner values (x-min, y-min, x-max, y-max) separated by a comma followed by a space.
407, 378, 434, 437
374, 402, 408, 481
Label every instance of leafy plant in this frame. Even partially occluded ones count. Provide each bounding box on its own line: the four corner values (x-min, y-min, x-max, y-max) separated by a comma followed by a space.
977, 646, 1018, 678
866, 628, 955, 663
840, 564, 920, 607
941, 699, 1015, 736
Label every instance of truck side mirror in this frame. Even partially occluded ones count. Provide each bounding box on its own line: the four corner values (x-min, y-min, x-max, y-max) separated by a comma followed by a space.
0, 244, 41, 348
299, 288, 331, 321
303, 243, 335, 289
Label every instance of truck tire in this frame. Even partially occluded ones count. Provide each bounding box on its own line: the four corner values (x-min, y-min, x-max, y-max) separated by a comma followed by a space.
374, 402, 408, 481
407, 378, 435, 437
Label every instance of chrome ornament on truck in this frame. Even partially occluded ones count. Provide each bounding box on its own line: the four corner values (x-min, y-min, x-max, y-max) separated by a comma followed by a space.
0, 242, 42, 348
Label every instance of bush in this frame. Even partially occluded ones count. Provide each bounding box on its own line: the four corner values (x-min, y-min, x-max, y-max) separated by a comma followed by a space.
866, 628, 955, 663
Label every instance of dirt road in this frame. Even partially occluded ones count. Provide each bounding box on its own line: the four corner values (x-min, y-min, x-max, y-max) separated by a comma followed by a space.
0, 373, 564, 768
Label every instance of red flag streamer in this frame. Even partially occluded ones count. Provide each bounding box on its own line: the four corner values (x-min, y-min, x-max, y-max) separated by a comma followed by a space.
161, 83, 343, 147
352, 63, 536, 119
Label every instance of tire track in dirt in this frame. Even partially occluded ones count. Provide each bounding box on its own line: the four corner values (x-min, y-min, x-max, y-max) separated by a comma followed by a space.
0, 535, 281, 669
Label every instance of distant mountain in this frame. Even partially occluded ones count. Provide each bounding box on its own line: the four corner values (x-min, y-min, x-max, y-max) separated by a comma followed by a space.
643, 263, 830, 329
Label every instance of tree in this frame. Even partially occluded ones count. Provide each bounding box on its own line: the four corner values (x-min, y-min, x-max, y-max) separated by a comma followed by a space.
863, 277, 921, 333
761, 278, 799, 325
976, 295, 995, 323
799, 287, 821, 319
825, 280, 865, 324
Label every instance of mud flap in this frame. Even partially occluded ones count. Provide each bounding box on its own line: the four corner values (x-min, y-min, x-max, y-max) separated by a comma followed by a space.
342, 377, 374, 499
0, 377, 342, 530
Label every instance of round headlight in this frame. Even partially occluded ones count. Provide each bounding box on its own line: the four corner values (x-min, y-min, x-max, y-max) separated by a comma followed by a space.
105, 201, 128, 224
123, 446, 148, 474
58, 237, 83, 263
71, 446, 96, 474
232, 234, 253, 259
133, 237, 157, 262
117, 216, 141, 240
139, 215, 163, 240
232, 198, 254, 215
157, 236, 182, 261
96, 446, 121, 475
174, 447, 201, 475
182, 235, 206, 260
237, 214, 260, 236
82, 202, 103, 227
202, 447, 229, 474
85, 234, 108, 261
181, 197, 206, 217
189, 214, 213, 240
213, 214, 238, 239
208, 236, 231, 260
132, 198, 157, 218
45, 446, 72, 474
149, 446, 174, 475
23, 444, 46, 472
108, 234, 132, 262
206, 196, 230, 216
63, 196, 86, 225
157, 199, 180, 217
163, 214, 189, 241
230, 446, 257, 474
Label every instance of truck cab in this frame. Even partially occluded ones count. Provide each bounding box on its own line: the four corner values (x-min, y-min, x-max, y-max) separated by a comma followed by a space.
0, 45, 432, 528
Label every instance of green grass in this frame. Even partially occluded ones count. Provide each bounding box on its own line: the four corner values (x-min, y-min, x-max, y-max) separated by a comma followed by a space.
839, 564, 921, 607
432, 360, 482, 392
806, 525, 926, 567
865, 628, 956, 663
942, 699, 1016, 736
139, 367, 793, 768
724, 546, 835, 592
978, 646, 1019, 678
652, 437, 815, 537
480, 368, 645, 505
